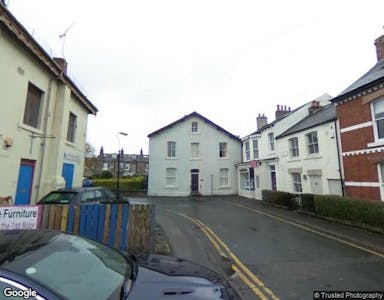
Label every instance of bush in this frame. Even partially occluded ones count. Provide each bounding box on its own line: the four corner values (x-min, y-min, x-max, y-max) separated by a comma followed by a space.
92, 176, 147, 192
300, 193, 315, 212
314, 195, 384, 228
262, 190, 299, 210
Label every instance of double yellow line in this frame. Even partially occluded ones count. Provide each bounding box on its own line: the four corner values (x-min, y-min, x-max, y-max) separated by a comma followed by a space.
177, 213, 279, 300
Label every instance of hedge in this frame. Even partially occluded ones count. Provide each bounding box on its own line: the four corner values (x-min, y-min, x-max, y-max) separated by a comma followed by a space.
261, 190, 299, 210
313, 195, 384, 228
92, 176, 147, 192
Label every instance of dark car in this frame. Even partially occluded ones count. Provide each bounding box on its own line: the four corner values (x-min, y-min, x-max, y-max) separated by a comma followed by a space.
37, 187, 128, 205
0, 230, 239, 300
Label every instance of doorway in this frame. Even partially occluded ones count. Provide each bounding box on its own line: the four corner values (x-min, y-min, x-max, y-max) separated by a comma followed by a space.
15, 159, 35, 205
191, 169, 199, 194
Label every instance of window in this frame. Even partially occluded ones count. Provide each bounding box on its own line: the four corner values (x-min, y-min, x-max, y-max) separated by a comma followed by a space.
245, 141, 250, 161
289, 137, 299, 157
306, 131, 319, 154
191, 142, 200, 158
219, 142, 227, 158
268, 133, 275, 151
252, 140, 259, 159
167, 141, 176, 157
23, 83, 43, 128
191, 122, 198, 133
67, 112, 77, 142
166, 168, 176, 186
219, 168, 229, 186
292, 173, 302, 192
373, 98, 384, 139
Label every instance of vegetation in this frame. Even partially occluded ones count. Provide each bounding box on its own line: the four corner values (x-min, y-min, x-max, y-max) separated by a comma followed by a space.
313, 195, 384, 228
92, 176, 147, 193
262, 190, 384, 229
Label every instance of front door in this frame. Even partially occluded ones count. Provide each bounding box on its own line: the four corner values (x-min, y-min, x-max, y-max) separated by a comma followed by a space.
310, 175, 323, 195
270, 166, 276, 191
191, 170, 199, 194
62, 163, 75, 189
15, 160, 35, 205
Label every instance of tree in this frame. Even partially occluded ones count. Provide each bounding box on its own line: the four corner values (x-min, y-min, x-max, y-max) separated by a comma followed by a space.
85, 142, 96, 158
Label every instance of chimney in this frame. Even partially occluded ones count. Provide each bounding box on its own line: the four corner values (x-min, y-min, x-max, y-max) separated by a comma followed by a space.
308, 100, 321, 114
53, 57, 68, 74
375, 34, 384, 62
257, 113, 268, 129
275, 104, 291, 120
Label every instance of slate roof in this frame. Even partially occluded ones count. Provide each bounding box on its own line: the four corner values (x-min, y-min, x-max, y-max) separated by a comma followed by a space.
147, 111, 242, 142
276, 104, 337, 139
331, 59, 384, 103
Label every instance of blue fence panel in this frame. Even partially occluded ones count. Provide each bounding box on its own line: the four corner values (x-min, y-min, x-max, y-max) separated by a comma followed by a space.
97, 205, 106, 243
108, 204, 118, 247
66, 205, 75, 233
120, 204, 130, 251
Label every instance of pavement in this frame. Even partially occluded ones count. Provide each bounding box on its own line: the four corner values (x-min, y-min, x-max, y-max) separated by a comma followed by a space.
220, 195, 384, 256
143, 195, 384, 257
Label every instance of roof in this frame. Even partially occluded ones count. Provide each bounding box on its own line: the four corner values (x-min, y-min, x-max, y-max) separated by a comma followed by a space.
331, 59, 384, 103
0, 4, 98, 115
276, 104, 337, 139
147, 111, 242, 142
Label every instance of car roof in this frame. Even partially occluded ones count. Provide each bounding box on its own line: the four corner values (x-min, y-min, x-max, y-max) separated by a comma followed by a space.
53, 187, 104, 193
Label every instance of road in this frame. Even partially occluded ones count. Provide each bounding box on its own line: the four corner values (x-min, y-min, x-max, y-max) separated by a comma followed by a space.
132, 196, 384, 300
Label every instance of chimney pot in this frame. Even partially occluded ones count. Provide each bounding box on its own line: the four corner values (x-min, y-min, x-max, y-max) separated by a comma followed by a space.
375, 35, 384, 61
53, 57, 67, 74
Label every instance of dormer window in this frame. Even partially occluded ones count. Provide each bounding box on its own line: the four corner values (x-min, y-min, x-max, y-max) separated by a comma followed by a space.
192, 122, 198, 133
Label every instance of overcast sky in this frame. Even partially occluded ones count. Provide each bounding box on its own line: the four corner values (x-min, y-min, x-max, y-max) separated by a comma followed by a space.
7, 0, 384, 155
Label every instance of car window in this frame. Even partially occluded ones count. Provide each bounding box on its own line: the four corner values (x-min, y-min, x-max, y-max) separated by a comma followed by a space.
94, 189, 106, 202
80, 191, 95, 203
38, 192, 76, 204
1, 234, 131, 300
103, 189, 117, 200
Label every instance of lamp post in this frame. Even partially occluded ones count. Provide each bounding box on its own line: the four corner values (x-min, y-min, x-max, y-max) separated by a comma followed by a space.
116, 132, 128, 199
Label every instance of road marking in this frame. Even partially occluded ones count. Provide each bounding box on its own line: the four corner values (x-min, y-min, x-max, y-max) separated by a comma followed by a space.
176, 212, 280, 300
224, 201, 384, 260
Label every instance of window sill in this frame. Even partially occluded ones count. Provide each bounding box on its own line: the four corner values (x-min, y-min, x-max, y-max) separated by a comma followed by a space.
219, 186, 231, 189
65, 141, 76, 148
367, 140, 384, 148
17, 123, 43, 134
304, 155, 322, 160
165, 157, 177, 160
190, 158, 201, 161
165, 185, 178, 189
288, 158, 301, 162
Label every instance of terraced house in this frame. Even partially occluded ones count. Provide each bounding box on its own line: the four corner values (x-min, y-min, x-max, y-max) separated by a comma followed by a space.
331, 34, 384, 201
0, 4, 97, 204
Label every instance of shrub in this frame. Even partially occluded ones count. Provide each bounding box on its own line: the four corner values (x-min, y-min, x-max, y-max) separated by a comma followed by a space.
300, 193, 315, 212
92, 176, 147, 192
314, 195, 384, 228
262, 190, 299, 210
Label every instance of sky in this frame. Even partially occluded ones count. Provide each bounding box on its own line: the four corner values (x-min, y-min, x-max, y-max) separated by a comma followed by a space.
6, 0, 384, 155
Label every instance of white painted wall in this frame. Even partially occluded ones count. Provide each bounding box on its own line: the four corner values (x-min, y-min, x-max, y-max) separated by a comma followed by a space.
276, 121, 342, 195
148, 116, 242, 196
0, 25, 91, 203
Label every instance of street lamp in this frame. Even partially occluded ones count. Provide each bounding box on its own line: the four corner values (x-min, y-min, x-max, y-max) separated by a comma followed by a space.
116, 132, 128, 199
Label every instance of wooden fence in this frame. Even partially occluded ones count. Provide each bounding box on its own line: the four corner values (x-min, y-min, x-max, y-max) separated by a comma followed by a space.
39, 203, 154, 255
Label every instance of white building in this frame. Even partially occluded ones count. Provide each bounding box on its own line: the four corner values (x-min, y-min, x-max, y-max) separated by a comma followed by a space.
0, 4, 97, 204
147, 112, 242, 196
237, 94, 333, 199
276, 103, 343, 195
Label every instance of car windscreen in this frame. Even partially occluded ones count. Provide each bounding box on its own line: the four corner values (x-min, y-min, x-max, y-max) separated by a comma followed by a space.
1, 233, 133, 300
38, 192, 77, 204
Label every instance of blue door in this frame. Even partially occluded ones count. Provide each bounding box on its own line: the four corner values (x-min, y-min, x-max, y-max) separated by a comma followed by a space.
15, 160, 35, 205
62, 163, 74, 188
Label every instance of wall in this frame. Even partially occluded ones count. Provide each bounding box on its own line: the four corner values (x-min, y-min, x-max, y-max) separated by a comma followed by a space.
148, 116, 242, 196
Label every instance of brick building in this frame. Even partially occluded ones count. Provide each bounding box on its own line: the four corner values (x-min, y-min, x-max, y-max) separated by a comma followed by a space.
331, 34, 384, 201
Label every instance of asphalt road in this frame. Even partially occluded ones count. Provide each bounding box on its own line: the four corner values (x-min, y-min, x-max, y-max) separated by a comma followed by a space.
132, 196, 384, 300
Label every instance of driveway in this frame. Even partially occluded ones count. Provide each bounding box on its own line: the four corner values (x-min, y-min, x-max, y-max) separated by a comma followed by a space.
132, 196, 384, 300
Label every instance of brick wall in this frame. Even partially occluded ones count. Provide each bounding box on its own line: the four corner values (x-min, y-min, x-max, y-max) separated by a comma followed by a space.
336, 97, 372, 129
343, 153, 384, 182
340, 127, 374, 152
345, 186, 381, 201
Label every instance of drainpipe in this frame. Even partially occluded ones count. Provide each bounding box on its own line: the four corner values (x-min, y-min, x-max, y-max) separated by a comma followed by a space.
334, 120, 345, 196
36, 71, 63, 200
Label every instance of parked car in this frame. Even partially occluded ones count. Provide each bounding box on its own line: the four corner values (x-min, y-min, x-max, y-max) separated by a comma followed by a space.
37, 187, 128, 205
0, 230, 239, 300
